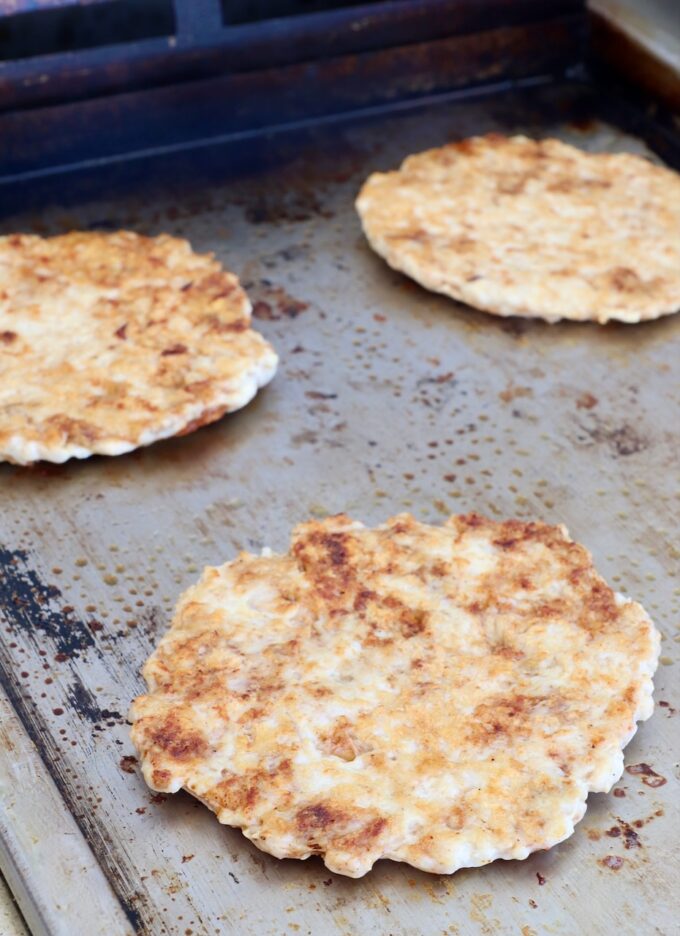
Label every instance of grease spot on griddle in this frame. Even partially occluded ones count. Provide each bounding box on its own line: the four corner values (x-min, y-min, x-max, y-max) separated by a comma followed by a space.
625, 763, 667, 787
600, 855, 624, 871
579, 419, 648, 457
120, 755, 138, 774
606, 819, 641, 849
248, 282, 309, 320
65, 681, 123, 725
576, 392, 598, 410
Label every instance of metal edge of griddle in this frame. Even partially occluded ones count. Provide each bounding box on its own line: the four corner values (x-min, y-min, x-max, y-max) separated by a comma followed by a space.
586, 6, 680, 165
588, 2, 680, 114
0, 684, 133, 936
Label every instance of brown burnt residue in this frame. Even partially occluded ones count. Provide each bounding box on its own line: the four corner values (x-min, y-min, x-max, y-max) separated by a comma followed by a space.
625, 763, 667, 788
581, 419, 648, 457
498, 383, 533, 403
535, 872, 546, 886
606, 819, 641, 849
1, 330, 17, 344
632, 809, 664, 829
305, 390, 337, 401
588, 783, 667, 854
120, 755, 138, 774
244, 190, 332, 225
415, 372, 457, 410
252, 301, 276, 320
576, 392, 598, 410
248, 281, 309, 321
600, 855, 624, 871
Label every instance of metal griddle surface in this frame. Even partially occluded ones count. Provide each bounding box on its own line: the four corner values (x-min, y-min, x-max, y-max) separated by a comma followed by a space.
0, 83, 678, 936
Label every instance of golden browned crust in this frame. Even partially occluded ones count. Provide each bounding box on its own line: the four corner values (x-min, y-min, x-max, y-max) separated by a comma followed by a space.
130, 513, 659, 877
0, 231, 278, 464
356, 134, 680, 323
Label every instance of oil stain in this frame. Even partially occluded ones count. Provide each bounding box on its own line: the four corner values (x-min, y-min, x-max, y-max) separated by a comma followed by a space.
65, 681, 123, 725
0, 545, 95, 658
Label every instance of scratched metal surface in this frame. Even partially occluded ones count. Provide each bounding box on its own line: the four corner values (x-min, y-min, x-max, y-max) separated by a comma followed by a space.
0, 84, 678, 936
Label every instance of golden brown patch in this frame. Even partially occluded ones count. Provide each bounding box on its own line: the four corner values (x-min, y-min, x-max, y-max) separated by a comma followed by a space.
337, 817, 387, 851
213, 775, 261, 813
130, 512, 659, 878
297, 803, 348, 834
0, 231, 277, 464
45, 415, 102, 445
175, 405, 231, 437
150, 714, 207, 762
356, 136, 680, 323
469, 695, 546, 744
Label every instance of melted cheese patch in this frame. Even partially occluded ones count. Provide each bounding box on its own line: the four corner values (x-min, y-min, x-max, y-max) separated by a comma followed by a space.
0, 231, 277, 464
131, 513, 659, 877
356, 135, 680, 323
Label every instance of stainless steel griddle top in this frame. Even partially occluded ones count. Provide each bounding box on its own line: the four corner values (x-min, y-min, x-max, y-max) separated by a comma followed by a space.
0, 85, 678, 936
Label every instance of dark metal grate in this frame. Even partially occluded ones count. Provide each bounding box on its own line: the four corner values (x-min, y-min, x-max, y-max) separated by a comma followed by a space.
0, 0, 589, 199
221, 0, 389, 25
0, 0, 174, 60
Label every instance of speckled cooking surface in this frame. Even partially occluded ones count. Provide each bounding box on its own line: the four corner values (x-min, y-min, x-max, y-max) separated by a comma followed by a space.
0, 83, 678, 936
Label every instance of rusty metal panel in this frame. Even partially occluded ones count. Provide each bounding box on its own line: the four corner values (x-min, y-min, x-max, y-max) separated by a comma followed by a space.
0, 18, 584, 181
0, 0, 584, 115
0, 84, 678, 935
